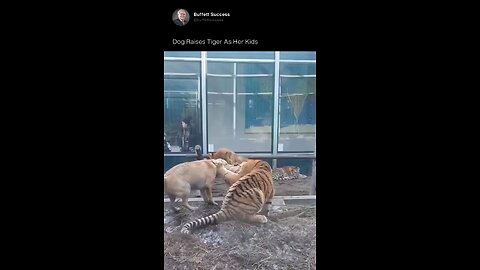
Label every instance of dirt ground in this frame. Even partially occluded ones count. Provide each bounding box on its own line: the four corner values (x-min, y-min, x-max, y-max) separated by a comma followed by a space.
164, 201, 316, 270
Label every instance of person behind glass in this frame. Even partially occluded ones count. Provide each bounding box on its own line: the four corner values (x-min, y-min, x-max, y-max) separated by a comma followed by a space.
174, 9, 188, 26
179, 118, 195, 152
164, 133, 171, 152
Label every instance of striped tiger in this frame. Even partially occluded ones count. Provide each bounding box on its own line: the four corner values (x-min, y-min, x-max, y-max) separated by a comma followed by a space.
181, 159, 275, 234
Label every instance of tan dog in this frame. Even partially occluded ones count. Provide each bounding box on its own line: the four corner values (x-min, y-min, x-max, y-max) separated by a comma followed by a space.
208, 148, 246, 165
164, 158, 228, 211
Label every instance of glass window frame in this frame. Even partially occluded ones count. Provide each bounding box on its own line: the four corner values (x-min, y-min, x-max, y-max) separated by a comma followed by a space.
163, 57, 203, 155
277, 55, 316, 153
163, 51, 316, 165
205, 59, 275, 153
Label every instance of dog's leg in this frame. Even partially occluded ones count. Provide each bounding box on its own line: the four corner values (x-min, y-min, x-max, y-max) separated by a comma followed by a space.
181, 195, 198, 211
199, 188, 209, 203
206, 186, 218, 205
168, 195, 180, 212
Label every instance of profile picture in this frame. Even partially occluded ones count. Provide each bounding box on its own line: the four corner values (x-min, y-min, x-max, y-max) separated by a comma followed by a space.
172, 9, 190, 26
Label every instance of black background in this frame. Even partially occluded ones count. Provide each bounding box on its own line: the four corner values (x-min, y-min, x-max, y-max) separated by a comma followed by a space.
163, 5, 316, 51
10, 2, 465, 269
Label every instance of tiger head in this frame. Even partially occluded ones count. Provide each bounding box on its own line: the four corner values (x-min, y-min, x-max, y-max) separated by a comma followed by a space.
211, 158, 228, 167
284, 166, 300, 176
281, 166, 307, 178
238, 159, 272, 175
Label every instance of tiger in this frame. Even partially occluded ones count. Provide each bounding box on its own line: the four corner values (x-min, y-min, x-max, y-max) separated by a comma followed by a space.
223, 162, 243, 174
181, 159, 275, 234
218, 160, 258, 186
207, 148, 247, 166
272, 166, 307, 181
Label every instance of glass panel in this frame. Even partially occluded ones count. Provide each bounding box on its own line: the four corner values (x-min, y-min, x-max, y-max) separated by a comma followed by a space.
164, 51, 201, 58
164, 61, 202, 153
280, 62, 316, 75
280, 51, 316, 60
278, 63, 316, 152
164, 61, 200, 74
236, 62, 274, 74
207, 62, 274, 152
207, 77, 233, 93
207, 51, 274, 59
164, 156, 197, 173
207, 62, 233, 74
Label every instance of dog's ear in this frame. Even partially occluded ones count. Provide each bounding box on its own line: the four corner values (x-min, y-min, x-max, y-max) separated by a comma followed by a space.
207, 153, 213, 159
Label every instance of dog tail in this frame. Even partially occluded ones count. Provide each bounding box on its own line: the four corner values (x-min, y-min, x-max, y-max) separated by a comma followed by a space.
194, 145, 203, 160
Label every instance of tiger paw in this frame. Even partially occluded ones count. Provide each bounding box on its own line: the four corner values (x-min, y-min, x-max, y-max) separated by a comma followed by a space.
258, 215, 268, 223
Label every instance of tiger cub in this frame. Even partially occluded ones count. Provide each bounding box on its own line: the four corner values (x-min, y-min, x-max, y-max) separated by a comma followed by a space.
219, 161, 254, 186
207, 148, 246, 165
272, 166, 307, 181
181, 160, 275, 234
223, 162, 244, 174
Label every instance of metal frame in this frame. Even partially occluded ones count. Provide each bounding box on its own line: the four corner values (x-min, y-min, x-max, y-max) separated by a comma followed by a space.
201, 52, 208, 155
164, 195, 316, 203
272, 51, 280, 169
233, 62, 237, 138
164, 57, 201, 61
278, 59, 316, 63
205, 58, 275, 63
310, 143, 316, 195
164, 153, 315, 159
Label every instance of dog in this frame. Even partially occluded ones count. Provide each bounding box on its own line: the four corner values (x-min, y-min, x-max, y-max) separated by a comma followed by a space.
207, 148, 247, 165
164, 158, 228, 212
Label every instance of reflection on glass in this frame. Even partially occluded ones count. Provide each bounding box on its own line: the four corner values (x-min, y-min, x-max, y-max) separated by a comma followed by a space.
207, 62, 274, 152
280, 51, 316, 60
164, 61, 202, 153
279, 62, 316, 152
164, 61, 200, 74
164, 51, 201, 58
